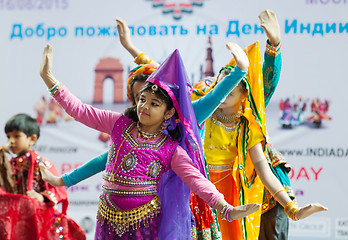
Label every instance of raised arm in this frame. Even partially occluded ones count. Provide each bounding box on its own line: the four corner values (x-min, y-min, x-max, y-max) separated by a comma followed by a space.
39, 152, 108, 187
116, 18, 160, 67
192, 42, 248, 125
249, 142, 328, 220
259, 9, 282, 107
39, 44, 121, 134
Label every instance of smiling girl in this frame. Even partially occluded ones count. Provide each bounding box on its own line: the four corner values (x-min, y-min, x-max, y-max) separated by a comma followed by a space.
39, 44, 260, 239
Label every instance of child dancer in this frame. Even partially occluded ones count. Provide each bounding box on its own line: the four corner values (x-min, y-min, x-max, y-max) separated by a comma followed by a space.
193, 41, 327, 240
39, 44, 260, 239
0, 113, 85, 240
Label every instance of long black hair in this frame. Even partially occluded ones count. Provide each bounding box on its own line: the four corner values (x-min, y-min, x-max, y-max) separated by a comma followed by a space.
125, 82, 181, 141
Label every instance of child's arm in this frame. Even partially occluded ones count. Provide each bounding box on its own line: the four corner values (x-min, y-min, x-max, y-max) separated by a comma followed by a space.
62, 152, 107, 187
39, 152, 108, 187
35, 157, 68, 206
171, 146, 260, 221
39, 44, 121, 134
192, 42, 248, 125
116, 18, 160, 67
259, 9, 282, 107
249, 142, 328, 220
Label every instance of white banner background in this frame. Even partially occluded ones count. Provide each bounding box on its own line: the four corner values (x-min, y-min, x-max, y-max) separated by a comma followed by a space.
1, 0, 347, 239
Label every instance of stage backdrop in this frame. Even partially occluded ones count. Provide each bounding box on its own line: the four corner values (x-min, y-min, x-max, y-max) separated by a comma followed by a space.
1, 0, 347, 239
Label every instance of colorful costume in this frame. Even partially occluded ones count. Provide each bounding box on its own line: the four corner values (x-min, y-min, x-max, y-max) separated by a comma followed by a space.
193, 41, 295, 240
260, 41, 296, 240
0, 149, 85, 240
61, 62, 246, 239
192, 41, 270, 240
52, 50, 233, 239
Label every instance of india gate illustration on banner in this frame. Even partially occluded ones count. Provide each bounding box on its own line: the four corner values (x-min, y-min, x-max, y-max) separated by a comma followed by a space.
93, 57, 124, 103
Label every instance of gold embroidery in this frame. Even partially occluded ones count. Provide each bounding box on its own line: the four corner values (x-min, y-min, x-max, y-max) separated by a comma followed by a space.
97, 195, 161, 236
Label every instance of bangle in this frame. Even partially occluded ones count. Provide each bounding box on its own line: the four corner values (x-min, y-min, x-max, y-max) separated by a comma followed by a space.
273, 189, 286, 200
220, 204, 234, 222
266, 40, 281, 57
48, 81, 62, 96
134, 52, 152, 65
284, 200, 299, 221
225, 206, 233, 222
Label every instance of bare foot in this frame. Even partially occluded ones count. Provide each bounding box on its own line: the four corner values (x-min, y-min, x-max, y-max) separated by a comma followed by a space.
229, 203, 261, 220
39, 162, 65, 187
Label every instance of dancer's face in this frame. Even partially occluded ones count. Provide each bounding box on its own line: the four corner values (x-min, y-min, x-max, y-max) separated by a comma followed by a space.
137, 91, 174, 128
219, 83, 247, 110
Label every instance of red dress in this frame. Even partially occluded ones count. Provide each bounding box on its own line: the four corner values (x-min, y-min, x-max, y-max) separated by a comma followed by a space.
0, 150, 86, 240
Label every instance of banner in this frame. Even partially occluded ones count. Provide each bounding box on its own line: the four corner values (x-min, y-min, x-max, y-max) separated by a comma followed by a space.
1, 0, 347, 239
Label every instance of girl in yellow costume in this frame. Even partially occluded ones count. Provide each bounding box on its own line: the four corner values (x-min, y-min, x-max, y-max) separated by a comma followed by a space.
194, 40, 327, 239
204, 41, 267, 239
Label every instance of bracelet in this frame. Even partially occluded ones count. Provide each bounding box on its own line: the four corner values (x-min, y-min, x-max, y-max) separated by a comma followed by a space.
48, 81, 62, 96
134, 52, 152, 65
284, 200, 299, 221
220, 204, 234, 222
273, 189, 286, 200
266, 40, 281, 57
225, 206, 233, 222
220, 204, 229, 220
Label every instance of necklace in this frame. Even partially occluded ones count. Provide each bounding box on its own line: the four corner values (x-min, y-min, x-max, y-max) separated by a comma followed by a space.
136, 122, 163, 140
215, 108, 242, 124
207, 117, 239, 151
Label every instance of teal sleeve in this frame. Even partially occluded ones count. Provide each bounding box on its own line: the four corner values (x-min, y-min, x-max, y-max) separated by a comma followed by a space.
62, 151, 108, 187
192, 66, 247, 125
263, 51, 282, 107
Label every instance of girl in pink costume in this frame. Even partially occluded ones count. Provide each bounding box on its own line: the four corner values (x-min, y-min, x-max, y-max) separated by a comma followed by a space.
39, 44, 260, 239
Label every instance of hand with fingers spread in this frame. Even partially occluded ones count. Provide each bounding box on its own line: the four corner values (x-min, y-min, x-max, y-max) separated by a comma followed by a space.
39, 162, 66, 187
258, 9, 281, 46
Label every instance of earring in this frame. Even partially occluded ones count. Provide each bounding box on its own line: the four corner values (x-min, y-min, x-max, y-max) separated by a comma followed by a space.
161, 119, 167, 132
240, 98, 246, 114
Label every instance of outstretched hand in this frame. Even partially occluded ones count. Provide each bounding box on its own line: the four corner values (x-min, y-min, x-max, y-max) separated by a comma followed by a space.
297, 203, 328, 220
258, 9, 281, 46
229, 203, 260, 221
39, 162, 66, 187
226, 42, 249, 71
39, 44, 57, 89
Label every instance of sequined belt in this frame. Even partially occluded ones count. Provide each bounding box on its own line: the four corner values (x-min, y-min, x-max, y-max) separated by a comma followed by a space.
97, 195, 161, 236
103, 172, 157, 187
102, 185, 157, 197
207, 163, 233, 172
